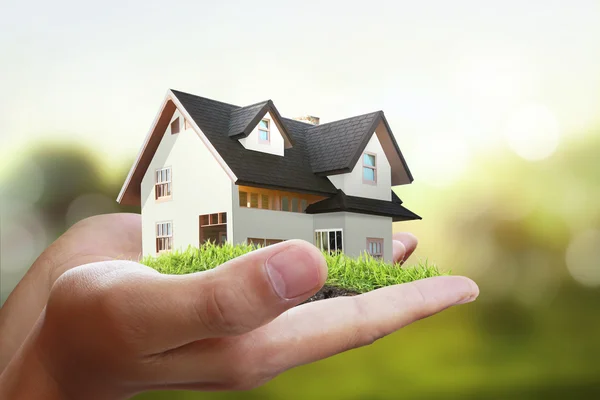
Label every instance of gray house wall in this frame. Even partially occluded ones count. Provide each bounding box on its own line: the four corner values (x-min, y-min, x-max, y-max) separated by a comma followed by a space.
231, 183, 314, 244
342, 212, 393, 261
313, 212, 392, 261
231, 185, 394, 261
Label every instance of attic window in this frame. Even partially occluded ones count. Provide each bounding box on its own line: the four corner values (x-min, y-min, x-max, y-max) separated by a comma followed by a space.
363, 152, 377, 184
171, 117, 180, 135
258, 119, 270, 143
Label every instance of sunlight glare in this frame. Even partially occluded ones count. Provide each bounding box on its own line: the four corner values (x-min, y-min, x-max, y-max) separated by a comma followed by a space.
411, 135, 471, 187
504, 104, 559, 161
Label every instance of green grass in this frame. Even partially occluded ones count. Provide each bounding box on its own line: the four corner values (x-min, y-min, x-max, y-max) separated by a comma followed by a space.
141, 242, 448, 293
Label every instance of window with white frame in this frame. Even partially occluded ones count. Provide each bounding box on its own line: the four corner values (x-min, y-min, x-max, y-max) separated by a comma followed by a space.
366, 238, 383, 259
363, 152, 377, 184
258, 119, 270, 143
155, 167, 172, 199
156, 222, 173, 252
315, 229, 343, 253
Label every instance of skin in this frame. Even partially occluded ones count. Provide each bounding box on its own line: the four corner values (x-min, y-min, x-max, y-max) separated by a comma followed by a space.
0, 213, 479, 399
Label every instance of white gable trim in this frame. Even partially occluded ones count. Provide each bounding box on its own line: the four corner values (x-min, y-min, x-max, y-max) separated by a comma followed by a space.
117, 92, 171, 203
117, 90, 237, 204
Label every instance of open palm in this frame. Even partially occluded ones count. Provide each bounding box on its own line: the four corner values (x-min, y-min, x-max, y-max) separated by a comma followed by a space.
0, 214, 478, 399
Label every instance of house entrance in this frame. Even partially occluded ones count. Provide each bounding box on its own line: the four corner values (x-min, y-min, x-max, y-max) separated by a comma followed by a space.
200, 212, 227, 245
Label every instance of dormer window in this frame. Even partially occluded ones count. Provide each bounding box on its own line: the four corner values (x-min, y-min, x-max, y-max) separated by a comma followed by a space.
363, 152, 377, 184
258, 119, 270, 143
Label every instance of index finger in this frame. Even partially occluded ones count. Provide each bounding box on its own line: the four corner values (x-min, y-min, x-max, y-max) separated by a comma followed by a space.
251, 276, 479, 372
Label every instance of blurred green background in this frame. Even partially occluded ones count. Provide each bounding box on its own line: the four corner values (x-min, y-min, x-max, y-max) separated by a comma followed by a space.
1, 130, 599, 399
1, 0, 599, 399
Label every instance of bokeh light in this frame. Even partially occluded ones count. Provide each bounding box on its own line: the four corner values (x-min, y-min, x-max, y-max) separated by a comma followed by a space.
504, 104, 560, 161
566, 229, 600, 287
411, 135, 471, 187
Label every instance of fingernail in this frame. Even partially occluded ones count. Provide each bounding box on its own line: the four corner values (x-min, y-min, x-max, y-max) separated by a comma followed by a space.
266, 245, 321, 299
454, 295, 477, 305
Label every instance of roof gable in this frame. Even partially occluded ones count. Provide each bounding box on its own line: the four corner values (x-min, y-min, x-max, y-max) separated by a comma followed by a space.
304, 111, 413, 185
117, 90, 238, 205
305, 111, 381, 174
228, 100, 294, 148
170, 90, 337, 196
118, 89, 414, 206
228, 100, 269, 136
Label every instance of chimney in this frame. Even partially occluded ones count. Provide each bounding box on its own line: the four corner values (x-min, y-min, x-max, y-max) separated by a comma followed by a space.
294, 115, 320, 125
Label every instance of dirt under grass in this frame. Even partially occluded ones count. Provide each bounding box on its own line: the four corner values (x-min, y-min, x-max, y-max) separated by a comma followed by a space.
141, 242, 448, 299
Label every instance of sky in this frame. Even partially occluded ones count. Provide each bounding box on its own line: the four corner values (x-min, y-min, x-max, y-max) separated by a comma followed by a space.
1, 0, 599, 186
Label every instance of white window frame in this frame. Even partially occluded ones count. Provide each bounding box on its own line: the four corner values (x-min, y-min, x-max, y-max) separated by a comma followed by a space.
155, 167, 172, 200
156, 221, 173, 253
258, 118, 270, 144
362, 152, 377, 185
314, 229, 344, 253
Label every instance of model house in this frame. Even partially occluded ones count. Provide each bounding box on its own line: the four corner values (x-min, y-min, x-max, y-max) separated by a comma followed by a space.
117, 89, 420, 262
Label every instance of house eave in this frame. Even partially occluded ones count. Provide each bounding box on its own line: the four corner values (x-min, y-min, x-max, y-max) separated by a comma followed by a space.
234, 179, 337, 197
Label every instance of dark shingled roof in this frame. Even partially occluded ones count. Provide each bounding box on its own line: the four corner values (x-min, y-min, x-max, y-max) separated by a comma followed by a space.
171, 90, 337, 195
228, 100, 270, 137
168, 90, 418, 219
305, 111, 381, 174
305, 190, 421, 221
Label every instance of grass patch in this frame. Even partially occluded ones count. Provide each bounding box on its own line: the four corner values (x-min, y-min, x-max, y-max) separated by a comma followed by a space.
141, 242, 448, 294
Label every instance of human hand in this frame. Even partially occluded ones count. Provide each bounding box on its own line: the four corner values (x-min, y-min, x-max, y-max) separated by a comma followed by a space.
0, 214, 479, 399
0, 214, 142, 371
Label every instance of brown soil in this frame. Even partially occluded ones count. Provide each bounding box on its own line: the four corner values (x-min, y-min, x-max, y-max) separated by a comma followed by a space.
302, 285, 360, 304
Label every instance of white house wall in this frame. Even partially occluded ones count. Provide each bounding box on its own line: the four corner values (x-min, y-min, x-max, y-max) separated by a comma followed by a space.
238, 112, 285, 156
141, 109, 233, 256
327, 133, 391, 201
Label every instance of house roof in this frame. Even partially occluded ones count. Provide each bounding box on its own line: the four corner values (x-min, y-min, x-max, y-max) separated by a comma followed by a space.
228, 100, 270, 137
305, 190, 421, 222
171, 89, 338, 196
391, 190, 403, 204
227, 100, 295, 147
304, 111, 413, 184
304, 111, 381, 173
118, 89, 415, 206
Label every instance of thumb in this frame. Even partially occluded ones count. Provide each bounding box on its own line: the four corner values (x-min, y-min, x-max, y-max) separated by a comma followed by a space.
132, 239, 327, 354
